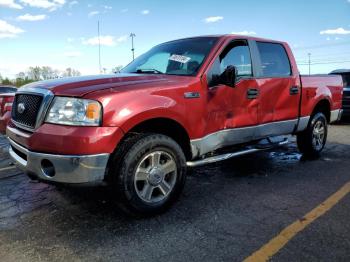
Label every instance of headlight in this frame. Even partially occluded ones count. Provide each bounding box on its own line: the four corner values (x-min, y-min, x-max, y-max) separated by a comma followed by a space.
45, 97, 102, 126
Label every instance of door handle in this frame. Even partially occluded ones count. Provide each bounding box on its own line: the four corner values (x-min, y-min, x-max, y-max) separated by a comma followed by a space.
247, 88, 259, 99
290, 86, 299, 95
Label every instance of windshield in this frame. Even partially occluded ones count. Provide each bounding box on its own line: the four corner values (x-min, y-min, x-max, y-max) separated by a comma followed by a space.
121, 37, 218, 76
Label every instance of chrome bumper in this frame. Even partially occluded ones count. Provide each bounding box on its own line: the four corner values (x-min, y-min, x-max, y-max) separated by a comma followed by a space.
330, 109, 343, 123
8, 138, 110, 184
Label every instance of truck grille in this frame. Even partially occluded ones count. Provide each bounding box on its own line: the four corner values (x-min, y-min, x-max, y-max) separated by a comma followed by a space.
12, 94, 43, 129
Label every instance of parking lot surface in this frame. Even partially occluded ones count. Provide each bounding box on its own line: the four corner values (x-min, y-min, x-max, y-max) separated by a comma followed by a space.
0, 123, 349, 262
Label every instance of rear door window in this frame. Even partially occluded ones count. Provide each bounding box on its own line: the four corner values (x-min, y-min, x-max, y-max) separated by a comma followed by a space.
256, 42, 291, 77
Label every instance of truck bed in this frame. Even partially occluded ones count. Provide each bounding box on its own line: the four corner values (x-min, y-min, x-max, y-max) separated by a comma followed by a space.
300, 74, 343, 118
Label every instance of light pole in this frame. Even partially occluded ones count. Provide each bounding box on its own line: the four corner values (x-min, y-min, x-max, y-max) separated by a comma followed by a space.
308, 53, 311, 76
98, 21, 102, 74
130, 33, 136, 61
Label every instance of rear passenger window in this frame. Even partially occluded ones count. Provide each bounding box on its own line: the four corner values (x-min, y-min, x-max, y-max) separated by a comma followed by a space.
256, 42, 291, 77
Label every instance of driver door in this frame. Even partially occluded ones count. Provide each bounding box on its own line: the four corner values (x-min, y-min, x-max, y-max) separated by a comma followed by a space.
203, 40, 260, 150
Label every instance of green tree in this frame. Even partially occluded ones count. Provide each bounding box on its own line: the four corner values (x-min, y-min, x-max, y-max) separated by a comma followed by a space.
1, 78, 12, 85
63, 68, 81, 77
27, 66, 41, 81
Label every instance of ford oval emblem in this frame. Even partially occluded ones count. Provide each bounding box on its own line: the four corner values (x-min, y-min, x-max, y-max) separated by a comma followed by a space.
17, 103, 26, 114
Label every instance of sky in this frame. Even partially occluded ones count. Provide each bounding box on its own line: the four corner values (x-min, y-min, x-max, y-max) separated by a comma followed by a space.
0, 0, 350, 78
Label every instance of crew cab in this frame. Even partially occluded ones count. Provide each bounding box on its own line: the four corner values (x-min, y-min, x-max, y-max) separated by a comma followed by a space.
7, 35, 343, 216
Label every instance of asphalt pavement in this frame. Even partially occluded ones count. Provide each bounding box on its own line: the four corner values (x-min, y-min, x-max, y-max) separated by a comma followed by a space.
0, 122, 349, 262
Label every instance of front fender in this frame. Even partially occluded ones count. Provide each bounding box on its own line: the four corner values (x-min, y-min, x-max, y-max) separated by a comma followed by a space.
98, 92, 189, 134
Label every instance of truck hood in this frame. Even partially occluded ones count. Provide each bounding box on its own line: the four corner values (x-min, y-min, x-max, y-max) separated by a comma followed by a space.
21, 73, 191, 97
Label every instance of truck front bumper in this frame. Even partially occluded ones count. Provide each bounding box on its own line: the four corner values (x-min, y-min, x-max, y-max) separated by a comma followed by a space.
9, 138, 110, 184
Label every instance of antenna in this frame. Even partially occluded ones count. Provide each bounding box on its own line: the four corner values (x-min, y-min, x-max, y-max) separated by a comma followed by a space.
130, 33, 136, 61
98, 21, 102, 74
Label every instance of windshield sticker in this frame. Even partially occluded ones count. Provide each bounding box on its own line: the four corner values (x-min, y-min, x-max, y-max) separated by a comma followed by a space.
169, 54, 191, 64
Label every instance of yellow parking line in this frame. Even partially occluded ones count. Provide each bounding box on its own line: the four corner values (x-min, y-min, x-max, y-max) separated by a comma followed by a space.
0, 166, 16, 172
244, 181, 350, 262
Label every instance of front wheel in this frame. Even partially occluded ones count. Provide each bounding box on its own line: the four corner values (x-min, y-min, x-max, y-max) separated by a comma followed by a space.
297, 112, 328, 157
108, 133, 187, 216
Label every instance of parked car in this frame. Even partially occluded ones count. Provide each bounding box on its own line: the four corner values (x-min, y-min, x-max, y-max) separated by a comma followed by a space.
0, 85, 17, 94
0, 86, 16, 134
7, 35, 343, 216
330, 69, 350, 119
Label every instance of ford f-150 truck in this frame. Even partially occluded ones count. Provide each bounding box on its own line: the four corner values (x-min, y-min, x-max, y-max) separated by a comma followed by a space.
7, 35, 343, 216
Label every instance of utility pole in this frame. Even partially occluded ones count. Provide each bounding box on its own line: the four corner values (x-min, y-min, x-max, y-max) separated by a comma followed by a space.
308, 53, 311, 76
98, 21, 102, 74
130, 33, 136, 61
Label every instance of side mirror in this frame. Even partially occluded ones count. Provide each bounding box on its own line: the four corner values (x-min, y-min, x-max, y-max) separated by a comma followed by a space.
220, 65, 237, 87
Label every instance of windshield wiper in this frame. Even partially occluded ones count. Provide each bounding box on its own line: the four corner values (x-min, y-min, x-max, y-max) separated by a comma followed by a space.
134, 69, 164, 74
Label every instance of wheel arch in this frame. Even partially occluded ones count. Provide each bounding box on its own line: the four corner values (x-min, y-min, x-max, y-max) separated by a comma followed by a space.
121, 117, 193, 160
311, 99, 331, 123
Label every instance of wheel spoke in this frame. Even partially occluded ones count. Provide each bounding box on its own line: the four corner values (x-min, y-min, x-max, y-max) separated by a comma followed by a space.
159, 180, 171, 196
142, 183, 154, 201
318, 137, 323, 146
150, 152, 161, 167
160, 160, 176, 175
135, 167, 149, 181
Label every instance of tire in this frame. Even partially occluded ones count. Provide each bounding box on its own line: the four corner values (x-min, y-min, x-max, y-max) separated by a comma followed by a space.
108, 133, 187, 217
297, 112, 328, 157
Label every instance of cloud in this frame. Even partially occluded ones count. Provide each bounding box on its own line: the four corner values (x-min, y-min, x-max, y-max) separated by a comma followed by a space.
231, 31, 257, 36
204, 16, 223, 23
141, 10, 150, 15
0, 19, 25, 39
69, 0, 77, 6
0, 0, 23, 9
103, 5, 112, 10
82, 35, 128, 47
17, 14, 48, 21
116, 35, 128, 42
64, 51, 82, 57
320, 27, 350, 35
88, 11, 99, 17
19, 0, 66, 11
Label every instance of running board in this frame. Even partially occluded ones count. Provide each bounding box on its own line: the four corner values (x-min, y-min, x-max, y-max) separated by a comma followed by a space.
186, 139, 289, 167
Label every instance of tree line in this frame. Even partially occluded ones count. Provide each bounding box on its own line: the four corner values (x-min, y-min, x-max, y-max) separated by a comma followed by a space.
0, 66, 81, 87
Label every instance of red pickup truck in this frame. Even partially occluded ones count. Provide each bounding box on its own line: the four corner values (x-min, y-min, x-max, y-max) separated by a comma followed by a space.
7, 35, 343, 215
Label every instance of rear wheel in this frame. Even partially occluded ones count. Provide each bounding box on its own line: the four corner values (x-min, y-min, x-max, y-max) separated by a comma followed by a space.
297, 112, 328, 157
108, 133, 187, 216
